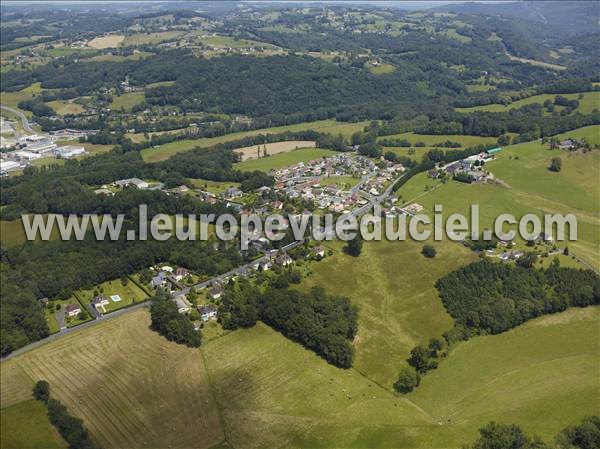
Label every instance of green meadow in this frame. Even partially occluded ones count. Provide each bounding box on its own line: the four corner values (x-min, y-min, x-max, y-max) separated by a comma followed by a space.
300, 238, 477, 387
456, 91, 600, 113
377, 132, 498, 147
234, 148, 337, 172
140, 120, 368, 162
396, 126, 600, 268
109, 91, 145, 111
1, 400, 66, 449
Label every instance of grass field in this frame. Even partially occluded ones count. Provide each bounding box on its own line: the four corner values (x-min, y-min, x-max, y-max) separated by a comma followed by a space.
122, 31, 185, 46
109, 91, 145, 111
377, 132, 497, 147
46, 100, 85, 115
189, 178, 241, 194
0, 310, 224, 449
234, 148, 337, 172
1, 400, 66, 449
0, 215, 61, 247
411, 307, 600, 440
76, 278, 149, 313
140, 119, 366, 162
87, 35, 125, 49
368, 63, 396, 74
456, 91, 600, 113
395, 126, 600, 268
299, 238, 477, 387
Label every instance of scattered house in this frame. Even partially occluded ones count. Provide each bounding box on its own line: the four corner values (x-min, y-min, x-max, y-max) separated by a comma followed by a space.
259, 260, 272, 271
223, 187, 244, 198
405, 203, 424, 214
39, 297, 49, 306
558, 139, 579, 151
173, 267, 190, 281
209, 285, 223, 300
65, 303, 81, 317
174, 296, 191, 314
198, 304, 218, 321
277, 254, 293, 267
91, 294, 110, 310
114, 177, 149, 189
499, 250, 524, 261
313, 246, 326, 258
161, 265, 174, 273
150, 271, 167, 288
94, 188, 114, 196
537, 232, 554, 243
497, 232, 513, 246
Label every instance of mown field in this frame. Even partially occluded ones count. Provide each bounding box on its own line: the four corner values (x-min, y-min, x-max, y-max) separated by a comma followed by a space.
140, 120, 368, 162
1, 294, 597, 448
46, 100, 85, 116
0, 310, 224, 449
234, 140, 316, 161
87, 35, 124, 49
234, 148, 337, 172
456, 91, 600, 113
109, 91, 145, 111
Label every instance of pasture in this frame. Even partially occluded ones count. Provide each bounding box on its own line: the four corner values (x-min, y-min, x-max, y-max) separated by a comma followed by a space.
0, 310, 224, 449
412, 307, 600, 440
122, 31, 185, 46
377, 131, 497, 147
300, 238, 476, 387
234, 148, 337, 172
368, 63, 396, 74
395, 126, 600, 268
1, 400, 66, 449
234, 140, 316, 161
87, 35, 124, 49
456, 91, 600, 113
109, 91, 145, 111
189, 179, 241, 194
140, 119, 364, 162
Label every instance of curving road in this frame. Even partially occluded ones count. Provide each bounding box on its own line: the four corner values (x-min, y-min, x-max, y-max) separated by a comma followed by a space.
0, 104, 34, 133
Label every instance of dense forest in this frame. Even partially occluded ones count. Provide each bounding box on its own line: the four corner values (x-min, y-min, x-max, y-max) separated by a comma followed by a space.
436, 260, 600, 338
219, 278, 358, 368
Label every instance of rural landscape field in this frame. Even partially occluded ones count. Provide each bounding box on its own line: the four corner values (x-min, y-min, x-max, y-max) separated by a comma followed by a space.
1, 1, 599, 449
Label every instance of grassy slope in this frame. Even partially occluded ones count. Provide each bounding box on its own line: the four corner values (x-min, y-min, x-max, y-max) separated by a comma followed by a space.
377, 132, 497, 147
300, 238, 477, 387
109, 92, 145, 111
411, 307, 600, 441
0, 310, 224, 449
397, 126, 600, 268
456, 91, 600, 113
1, 400, 67, 449
234, 148, 337, 172
140, 120, 368, 162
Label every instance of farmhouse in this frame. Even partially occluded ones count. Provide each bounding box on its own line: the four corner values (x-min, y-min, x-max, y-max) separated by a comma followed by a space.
65, 303, 81, 317
150, 271, 167, 288
277, 254, 293, 267
313, 246, 326, 258
198, 304, 218, 321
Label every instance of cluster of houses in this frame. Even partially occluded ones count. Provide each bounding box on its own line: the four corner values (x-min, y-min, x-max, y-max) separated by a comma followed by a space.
266, 154, 404, 213
557, 138, 586, 151
429, 149, 502, 183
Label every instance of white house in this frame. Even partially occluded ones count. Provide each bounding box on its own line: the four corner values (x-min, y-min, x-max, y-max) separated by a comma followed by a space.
198, 304, 218, 321
174, 296, 190, 314
65, 303, 81, 317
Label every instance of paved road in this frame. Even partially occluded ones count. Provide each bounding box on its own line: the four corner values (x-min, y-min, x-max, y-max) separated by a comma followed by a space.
2, 171, 408, 360
0, 104, 34, 133
1, 301, 151, 361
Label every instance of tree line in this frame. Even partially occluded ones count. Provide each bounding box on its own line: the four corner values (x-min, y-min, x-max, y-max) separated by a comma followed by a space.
219, 278, 358, 368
